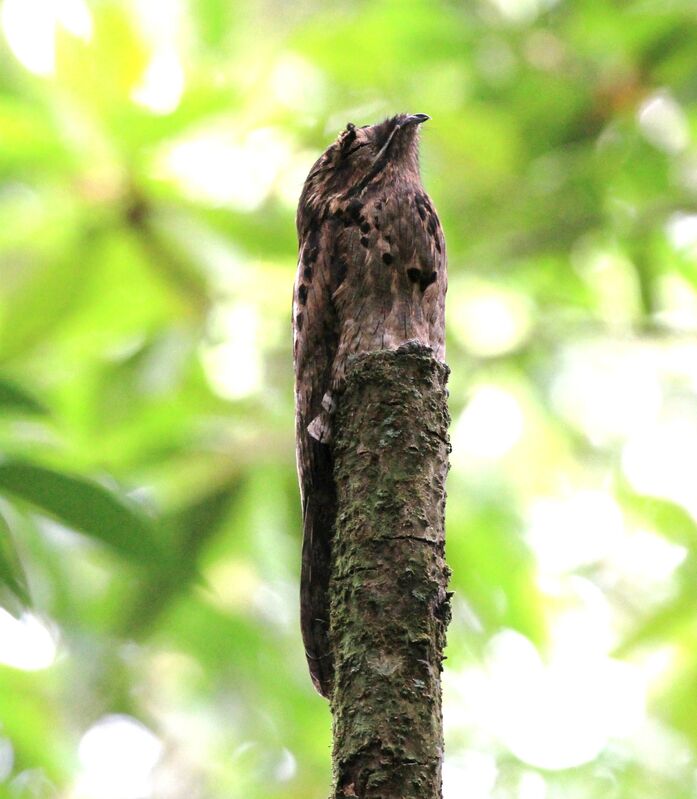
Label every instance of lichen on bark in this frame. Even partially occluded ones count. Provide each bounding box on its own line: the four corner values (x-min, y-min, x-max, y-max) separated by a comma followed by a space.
329, 342, 451, 799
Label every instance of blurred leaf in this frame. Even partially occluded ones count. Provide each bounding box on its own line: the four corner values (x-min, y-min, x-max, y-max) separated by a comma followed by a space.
0, 247, 88, 362
0, 509, 30, 608
447, 488, 547, 648
0, 97, 70, 173
192, 0, 238, 49
617, 482, 697, 545
0, 377, 47, 415
614, 590, 694, 657
0, 460, 163, 564
0, 669, 68, 783
120, 475, 241, 636
56, 5, 149, 115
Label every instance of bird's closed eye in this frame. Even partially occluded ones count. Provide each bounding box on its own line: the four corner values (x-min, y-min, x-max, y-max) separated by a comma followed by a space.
343, 141, 370, 158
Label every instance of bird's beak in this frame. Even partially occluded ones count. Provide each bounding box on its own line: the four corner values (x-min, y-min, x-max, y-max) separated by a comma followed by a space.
405, 113, 430, 126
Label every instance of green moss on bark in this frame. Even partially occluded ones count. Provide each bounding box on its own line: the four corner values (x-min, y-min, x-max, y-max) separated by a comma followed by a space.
330, 343, 451, 799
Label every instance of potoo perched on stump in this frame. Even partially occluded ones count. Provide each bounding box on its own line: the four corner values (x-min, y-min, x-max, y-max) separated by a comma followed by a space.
293, 114, 447, 697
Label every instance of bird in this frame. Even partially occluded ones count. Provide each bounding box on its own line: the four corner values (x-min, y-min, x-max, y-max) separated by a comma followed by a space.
292, 113, 447, 698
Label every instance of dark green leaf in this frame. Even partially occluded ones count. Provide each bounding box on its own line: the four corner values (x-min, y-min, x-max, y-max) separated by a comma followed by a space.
0, 509, 31, 608
119, 476, 240, 636
0, 377, 48, 415
0, 460, 163, 564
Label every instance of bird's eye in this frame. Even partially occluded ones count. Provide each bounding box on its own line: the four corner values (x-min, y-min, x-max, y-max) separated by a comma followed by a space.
346, 122, 355, 132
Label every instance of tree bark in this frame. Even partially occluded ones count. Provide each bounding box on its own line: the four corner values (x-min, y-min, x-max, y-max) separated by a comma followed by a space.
329, 342, 451, 799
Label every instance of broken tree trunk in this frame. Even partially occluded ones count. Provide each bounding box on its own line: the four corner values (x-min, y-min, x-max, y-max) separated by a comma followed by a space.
329, 342, 451, 799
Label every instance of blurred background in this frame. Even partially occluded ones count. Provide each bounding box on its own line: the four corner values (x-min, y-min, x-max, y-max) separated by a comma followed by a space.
1, 0, 697, 797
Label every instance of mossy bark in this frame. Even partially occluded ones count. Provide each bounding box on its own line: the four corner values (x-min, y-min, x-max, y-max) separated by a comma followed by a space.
330, 342, 451, 799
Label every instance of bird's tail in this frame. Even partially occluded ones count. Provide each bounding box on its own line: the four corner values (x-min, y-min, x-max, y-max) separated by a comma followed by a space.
299, 437, 336, 698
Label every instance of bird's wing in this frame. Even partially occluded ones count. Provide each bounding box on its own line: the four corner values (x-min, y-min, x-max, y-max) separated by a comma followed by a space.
413, 190, 447, 361
293, 215, 339, 698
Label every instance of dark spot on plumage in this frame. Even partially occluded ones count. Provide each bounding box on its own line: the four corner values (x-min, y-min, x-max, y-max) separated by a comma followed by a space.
373, 217, 380, 230
422, 271, 438, 290
435, 238, 442, 253
382, 252, 393, 265
296, 312, 303, 330
406, 268, 437, 292
360, 221, 370, 234
333, 257, 348, 288
360, 236, 369, 247
415, 194, 428, 221
385, 234, 392, 245
375, 201, 382, 210
347, 199, 363, 222
302, 227, 320, 264
298, 284, 308, 305
427, 218, 437, 236
303, 266, 313, 280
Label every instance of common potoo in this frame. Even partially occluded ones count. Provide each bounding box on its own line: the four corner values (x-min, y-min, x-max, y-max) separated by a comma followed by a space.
293, 113, 447, 697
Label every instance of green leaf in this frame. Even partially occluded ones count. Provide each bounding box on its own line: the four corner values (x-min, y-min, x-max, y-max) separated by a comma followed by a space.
0, 460, 163, 564
0, 509, 31, 608
616, 481, 697, 545
0, 377, 48, 416
192, 0, 238, 49
119, 476, 240, 637
0, 249, 88, 362
614, 586, 689, 656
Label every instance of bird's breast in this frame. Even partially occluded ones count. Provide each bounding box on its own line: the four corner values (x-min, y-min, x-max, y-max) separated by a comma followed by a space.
328, 183, 445, 371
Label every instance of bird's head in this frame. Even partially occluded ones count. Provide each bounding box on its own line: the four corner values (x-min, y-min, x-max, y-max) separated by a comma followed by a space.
328, 113, 429, 179
298, 114, 429, 230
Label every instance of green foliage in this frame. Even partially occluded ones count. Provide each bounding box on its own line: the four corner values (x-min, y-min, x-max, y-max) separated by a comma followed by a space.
0, 510, 30, 608
1, 0, 697, 797
0, 460, 163, 563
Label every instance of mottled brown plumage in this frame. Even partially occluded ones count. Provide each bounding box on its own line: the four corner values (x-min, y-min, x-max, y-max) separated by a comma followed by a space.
293, 114, 447, 697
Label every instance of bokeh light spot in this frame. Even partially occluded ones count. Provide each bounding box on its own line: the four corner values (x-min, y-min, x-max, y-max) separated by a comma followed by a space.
0, 610, 57, 671
76, 715, 163, 799
453, 385, 524, 461
638, 91, 689, 154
